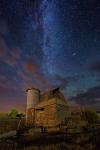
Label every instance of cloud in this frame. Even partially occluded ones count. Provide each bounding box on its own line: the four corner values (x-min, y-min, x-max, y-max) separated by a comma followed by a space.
0, 72, 27, 112
0, 20, 9, 35
0, 36, 7, 57
25, 59, 48, 84
0, 74, 7, 82
51, 75, 69, 90
4, 51, 21, 67
4, 55, 18, 67
0, 36, 22, 67
50, 74, 79, 90
9, 48, 21, 60
17, 71, 30, 82
0, 74, 18, 93
89, 61, 100, 73
71, 85, 100, 106
17, 65, 79, 93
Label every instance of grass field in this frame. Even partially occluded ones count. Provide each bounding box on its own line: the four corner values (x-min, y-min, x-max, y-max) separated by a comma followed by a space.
0, 131, 100, 150
0, 117, 100, 150
0, 117, 19, 134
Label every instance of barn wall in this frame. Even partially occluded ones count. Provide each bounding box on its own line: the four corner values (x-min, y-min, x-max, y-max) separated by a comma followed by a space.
56, 104, 68, 124
35, 98, 57, 127
26, 97, 68, 127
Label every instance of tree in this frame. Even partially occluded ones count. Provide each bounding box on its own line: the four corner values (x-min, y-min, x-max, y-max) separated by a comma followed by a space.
81, 108, 98, 124
16, 113, 25, 119
9, 108, 19, 118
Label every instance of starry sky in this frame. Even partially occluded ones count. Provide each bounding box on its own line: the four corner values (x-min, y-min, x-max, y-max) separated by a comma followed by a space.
0, 0, 100, 112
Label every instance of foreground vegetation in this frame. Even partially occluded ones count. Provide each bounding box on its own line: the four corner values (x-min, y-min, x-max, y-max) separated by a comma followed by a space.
0, 109, 24, 134
0, 108, 100, 150
0, 128, 100, 150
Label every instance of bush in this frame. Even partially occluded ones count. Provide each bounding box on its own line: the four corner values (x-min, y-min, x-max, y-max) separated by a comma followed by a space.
9, 108, 19, 118
81, 108, 99, 125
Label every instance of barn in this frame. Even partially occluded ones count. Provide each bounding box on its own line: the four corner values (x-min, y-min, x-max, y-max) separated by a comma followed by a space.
26, 87, 68, 127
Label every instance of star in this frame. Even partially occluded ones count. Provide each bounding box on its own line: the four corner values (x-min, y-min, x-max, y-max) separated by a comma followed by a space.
72, 52, 77, 57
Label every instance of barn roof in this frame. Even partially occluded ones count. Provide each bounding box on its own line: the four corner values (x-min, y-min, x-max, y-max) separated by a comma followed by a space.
40, 88, 66, 102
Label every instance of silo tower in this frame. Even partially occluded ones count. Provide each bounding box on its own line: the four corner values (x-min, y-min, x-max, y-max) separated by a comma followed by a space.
26, 87, 40, 109
26, 87, 40, 123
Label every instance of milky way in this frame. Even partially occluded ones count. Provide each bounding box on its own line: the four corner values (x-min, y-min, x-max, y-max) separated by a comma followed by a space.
41, 0, 58, 74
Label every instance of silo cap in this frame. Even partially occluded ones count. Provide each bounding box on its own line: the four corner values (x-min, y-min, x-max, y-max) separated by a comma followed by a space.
26, 87, 40, 92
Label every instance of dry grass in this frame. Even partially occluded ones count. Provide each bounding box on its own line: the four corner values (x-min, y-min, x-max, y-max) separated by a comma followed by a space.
0, 117, 19, 134
0, 117, 100, 150
0, 130, 99, 150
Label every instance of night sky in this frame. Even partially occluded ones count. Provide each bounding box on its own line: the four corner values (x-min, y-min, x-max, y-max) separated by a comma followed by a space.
0, 0, 100, 112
